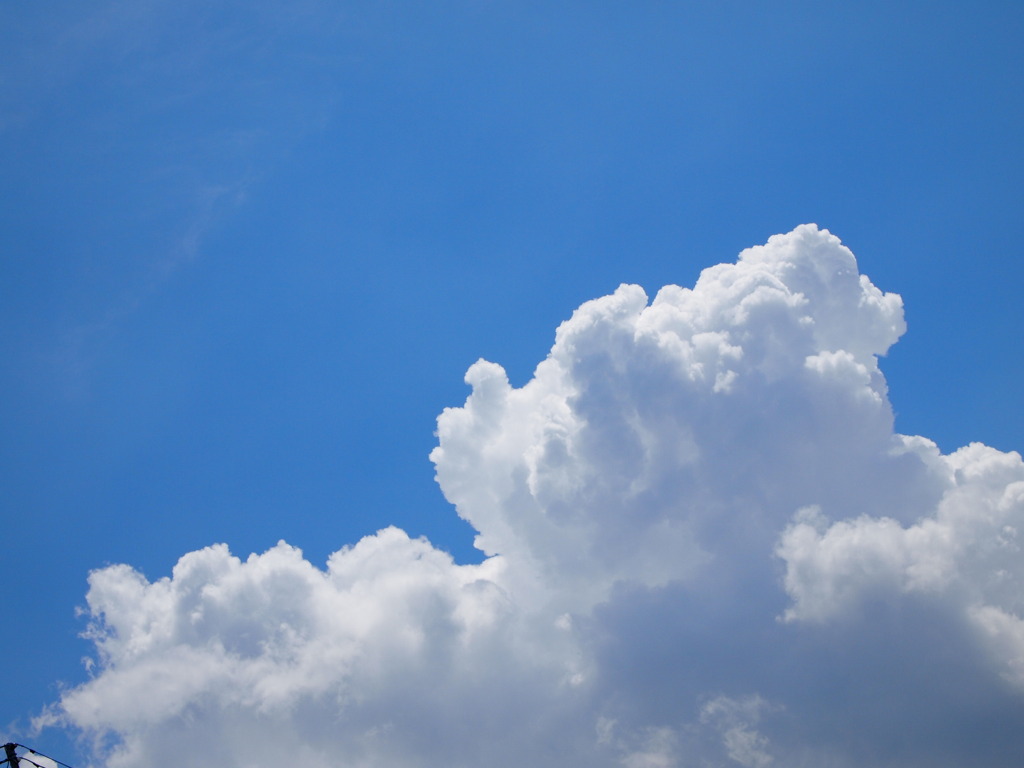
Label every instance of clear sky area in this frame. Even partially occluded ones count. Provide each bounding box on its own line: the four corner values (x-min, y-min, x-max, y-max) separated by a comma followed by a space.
2, 3, 1023, 767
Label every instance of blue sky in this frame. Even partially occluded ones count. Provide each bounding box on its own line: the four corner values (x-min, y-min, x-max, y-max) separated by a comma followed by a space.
2, 3, 1023, 766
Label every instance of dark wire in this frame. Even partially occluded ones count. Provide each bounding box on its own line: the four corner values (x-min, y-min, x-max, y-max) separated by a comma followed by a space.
11, 744, 76, 768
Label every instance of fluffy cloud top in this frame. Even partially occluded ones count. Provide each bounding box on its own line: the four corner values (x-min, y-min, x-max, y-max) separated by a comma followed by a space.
45, 226, 1024, 767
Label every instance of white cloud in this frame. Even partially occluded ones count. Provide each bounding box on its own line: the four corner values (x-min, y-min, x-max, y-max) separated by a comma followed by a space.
699, 695, 775, 768
45, 225, 1024, 766
778, 440, 1024, 683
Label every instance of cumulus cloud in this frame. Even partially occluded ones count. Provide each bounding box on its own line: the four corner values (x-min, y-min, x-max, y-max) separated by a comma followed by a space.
45, 225, 1024, 766
778, 442, 1024, 673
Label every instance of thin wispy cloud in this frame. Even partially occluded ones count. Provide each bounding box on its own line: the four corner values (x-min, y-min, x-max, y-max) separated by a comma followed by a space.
3, 0, 348, 396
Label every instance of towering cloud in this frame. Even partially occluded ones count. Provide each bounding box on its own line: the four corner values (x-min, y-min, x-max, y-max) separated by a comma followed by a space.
45, 226, 1024, 767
